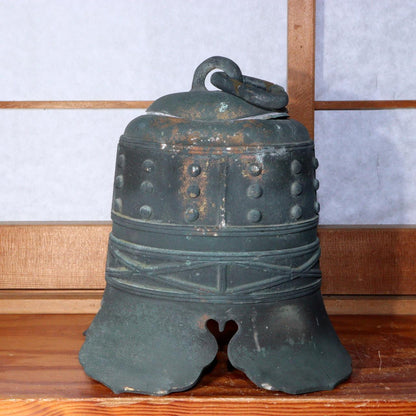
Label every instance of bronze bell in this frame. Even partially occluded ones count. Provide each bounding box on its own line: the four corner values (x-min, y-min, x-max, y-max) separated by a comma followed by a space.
79, 56, 351, 395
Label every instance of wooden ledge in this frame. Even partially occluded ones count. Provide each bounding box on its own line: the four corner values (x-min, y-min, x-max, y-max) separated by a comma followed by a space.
1, 314, 415, 415
1, 290, 416, 315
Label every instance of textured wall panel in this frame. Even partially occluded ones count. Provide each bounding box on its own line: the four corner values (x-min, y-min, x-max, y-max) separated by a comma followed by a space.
0, 109, 143, 220
315, 0, 416, 100
315, 110, 416, 224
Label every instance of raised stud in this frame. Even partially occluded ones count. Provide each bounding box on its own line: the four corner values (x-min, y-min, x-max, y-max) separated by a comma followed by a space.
184, 207, 199, 222
117, 154, 126, 169
140, 180, 154, 193
187, 184, 200, 198
291, 160, 302, 175
113, 198, 122, 213
248, 163, 262, 176
188, 163, 201, 177
246, 183, 263, 199
115, 175, 124, 188
142, 159, 155, 173
247, 209, 262, 223
313, 157, 319, 169
314, 201, 321, 213
290, 205, 303, 220
290, 182, 303, 196
313, 178, 320, 190
139, 205, 153, 219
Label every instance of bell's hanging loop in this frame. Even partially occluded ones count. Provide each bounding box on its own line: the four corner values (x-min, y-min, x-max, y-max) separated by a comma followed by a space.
211, 71, 289, 110
191, 56, 243, 91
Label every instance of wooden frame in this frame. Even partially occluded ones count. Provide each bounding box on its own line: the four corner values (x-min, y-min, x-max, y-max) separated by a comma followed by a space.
315, 100, 416, 111
287, 0, 316, 137
0, 0, 415, 314
287, 1, 416, 139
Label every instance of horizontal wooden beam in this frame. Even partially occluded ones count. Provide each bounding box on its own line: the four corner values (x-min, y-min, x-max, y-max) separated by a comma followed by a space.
0, 101, 153, 109
2, 100, 414, 111
323, 295, 416, 315
0, 99, 416, 110
0, 290, 102, 314
319, 225, 416, 295
1, 290, 415, 315
315, 100, 416, 111
0, 223, 110, 290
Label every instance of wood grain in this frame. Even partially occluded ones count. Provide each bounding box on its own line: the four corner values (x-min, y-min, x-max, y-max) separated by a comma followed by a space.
1, 400, 414, 416
315, 100, 416, 111
287, 0, 316, 138
0, 314, 415, 415
0, 290, 103, 314
323, 295, 416, 315
0, 101, 153, 109
0, 223, 111, 289
319, 226, 416, 295
1, 290, 416, 315
1, 224, 416, 296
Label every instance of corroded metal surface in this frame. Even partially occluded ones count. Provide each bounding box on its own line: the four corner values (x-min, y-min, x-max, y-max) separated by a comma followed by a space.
79, 56, 351, 395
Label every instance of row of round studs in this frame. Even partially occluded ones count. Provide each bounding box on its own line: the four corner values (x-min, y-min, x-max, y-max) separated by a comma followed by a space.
290, 158, 320, 220
115, 156, 321, 221
112, 153, 127, 213
246, 162, 263, 223
184, 163, 202, 222
138, 159, 157, 219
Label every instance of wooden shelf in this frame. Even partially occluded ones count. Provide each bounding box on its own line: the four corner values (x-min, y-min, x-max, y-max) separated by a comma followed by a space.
1, 314, 415, 415
315, 100, 416, 111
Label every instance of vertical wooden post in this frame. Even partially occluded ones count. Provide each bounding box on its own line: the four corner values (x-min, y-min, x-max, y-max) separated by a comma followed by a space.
287, 0, 316, 138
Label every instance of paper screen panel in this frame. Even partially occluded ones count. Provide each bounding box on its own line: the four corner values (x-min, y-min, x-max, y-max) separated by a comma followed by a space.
0, 0, 287, 101
0, 109, 143, 221
315, 109, 416, 224
315, 0, 416, 100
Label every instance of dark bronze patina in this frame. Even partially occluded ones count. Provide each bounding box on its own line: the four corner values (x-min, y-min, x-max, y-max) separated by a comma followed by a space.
79, 57, 351, 395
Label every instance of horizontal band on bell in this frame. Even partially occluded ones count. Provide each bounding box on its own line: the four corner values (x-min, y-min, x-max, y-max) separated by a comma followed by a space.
106, 234, 321, 299
111, 212, 319, 252
112, 211, 318, 236
109, 233, 320, 259
106, 273, 322, 304
120, 134, 314, 153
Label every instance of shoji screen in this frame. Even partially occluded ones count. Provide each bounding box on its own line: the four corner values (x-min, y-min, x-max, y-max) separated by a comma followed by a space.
314, 0, 416, 224
0, 0, 288, 220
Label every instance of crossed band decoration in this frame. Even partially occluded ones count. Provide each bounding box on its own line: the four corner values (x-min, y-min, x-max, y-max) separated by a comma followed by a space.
105, 234, 322, 303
